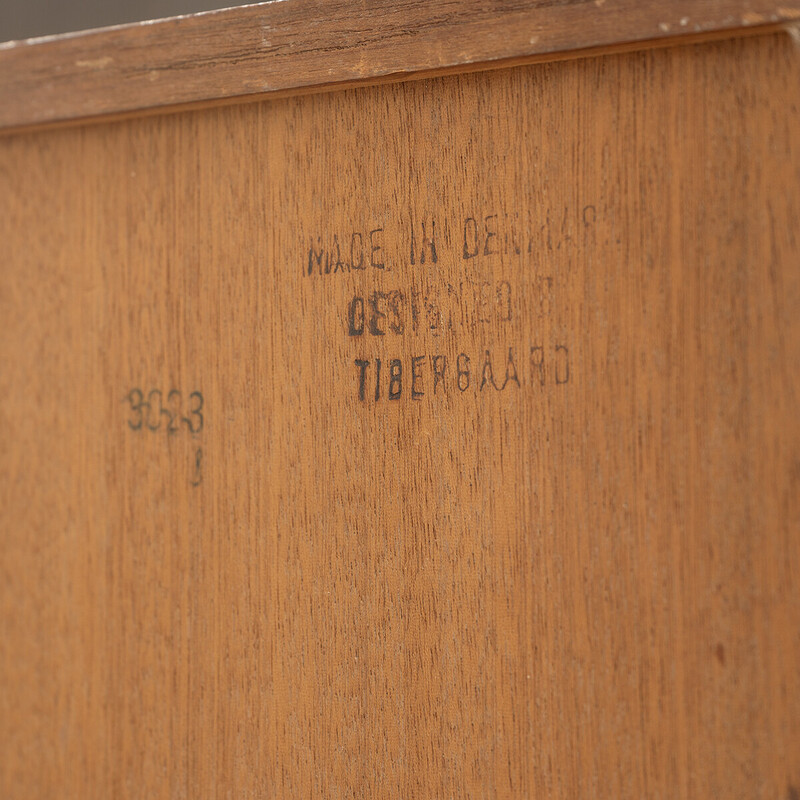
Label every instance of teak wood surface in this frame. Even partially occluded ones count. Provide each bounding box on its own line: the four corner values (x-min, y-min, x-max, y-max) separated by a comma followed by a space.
2, 8, 800, 800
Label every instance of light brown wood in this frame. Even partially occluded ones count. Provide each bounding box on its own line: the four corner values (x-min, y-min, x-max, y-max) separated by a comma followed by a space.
1, 0, 800, 132
2, 27, 800, 800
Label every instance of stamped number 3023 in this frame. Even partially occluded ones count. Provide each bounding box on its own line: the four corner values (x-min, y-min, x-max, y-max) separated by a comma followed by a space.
125, 388, 204, 435
124, 388, 204, 487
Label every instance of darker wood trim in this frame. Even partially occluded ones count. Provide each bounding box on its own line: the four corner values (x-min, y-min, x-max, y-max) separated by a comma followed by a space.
1, 0, 799, 132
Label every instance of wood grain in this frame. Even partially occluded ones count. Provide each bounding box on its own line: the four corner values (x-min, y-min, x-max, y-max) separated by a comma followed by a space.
1, 0, 800, 132
1, 30, 800, 800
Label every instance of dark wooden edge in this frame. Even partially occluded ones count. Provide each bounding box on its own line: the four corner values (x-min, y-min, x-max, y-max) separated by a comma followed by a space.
1, 0, 799, 133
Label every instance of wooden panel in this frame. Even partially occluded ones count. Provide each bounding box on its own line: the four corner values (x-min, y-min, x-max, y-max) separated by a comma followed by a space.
1, 31, 799, 799
1, 0, 800, 131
